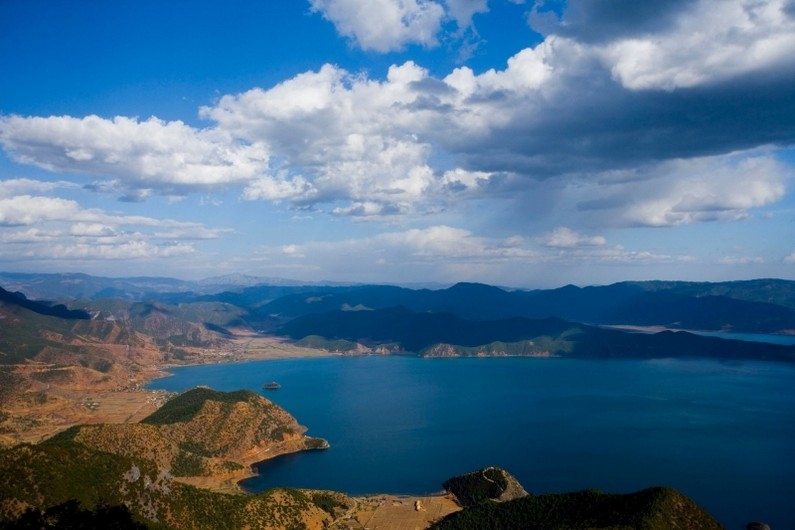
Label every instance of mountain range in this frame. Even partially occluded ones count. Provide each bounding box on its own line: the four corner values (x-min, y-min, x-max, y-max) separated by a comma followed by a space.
2, 274, 794, 364
1, 272, 788, 529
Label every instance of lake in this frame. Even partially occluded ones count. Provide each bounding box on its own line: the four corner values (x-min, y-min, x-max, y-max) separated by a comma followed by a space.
148, 356, 795, 529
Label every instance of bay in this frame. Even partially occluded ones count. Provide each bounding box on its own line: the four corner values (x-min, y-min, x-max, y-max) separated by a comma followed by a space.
148, 356, 795, 529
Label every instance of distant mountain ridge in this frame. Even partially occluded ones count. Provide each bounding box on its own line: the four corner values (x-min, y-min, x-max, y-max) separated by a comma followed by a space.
245, 280, 795, 334
3, 273, 795, 367
0, 274, 785, 528
275, 306, 795, 362
0, 271, 353, 301
4, 272, 795, 331
0, 285, 90, 320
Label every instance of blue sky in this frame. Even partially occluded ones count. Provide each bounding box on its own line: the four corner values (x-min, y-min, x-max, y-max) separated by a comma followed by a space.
1, 0, 794, 288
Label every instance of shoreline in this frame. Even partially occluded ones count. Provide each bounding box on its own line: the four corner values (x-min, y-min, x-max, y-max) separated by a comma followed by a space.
0, 334, 337, 448
144, 334, 343, 386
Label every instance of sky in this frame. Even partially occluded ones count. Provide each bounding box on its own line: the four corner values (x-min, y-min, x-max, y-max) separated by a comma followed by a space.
1, 0, 794, 288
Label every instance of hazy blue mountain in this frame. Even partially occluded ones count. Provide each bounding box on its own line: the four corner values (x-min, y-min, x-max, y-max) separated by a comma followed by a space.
4, 273, 795, 334
276, 306, 795, 362
0, 286, 90, 320
261, 280, 795, 334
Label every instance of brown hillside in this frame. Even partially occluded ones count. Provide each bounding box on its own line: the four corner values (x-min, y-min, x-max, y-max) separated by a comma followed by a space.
59, 388, 328, 490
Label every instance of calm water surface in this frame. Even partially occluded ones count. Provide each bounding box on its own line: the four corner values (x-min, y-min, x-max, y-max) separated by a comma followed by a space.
148, 356, 795, 529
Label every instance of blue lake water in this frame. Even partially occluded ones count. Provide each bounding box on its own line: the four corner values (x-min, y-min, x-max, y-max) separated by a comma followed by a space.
691, 331, 795, 345
148, 356, 795, 529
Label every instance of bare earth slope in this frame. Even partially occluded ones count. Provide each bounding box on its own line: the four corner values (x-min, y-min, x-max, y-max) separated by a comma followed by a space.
54, 387, 329, 491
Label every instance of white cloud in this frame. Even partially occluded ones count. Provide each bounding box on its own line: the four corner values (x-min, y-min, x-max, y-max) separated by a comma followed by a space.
539, 227, 606, 248
307, 0, 491, 55
718, 255, 765, 265
0, 226, 197, 262
380, 225, 503, 258
0, 228, 60, 244
445, 0, 489, 29
599, 0, 795, 90
0, 194, 231, 235
0, 177, 77, 198
332, 201, 410, 218
152, 226, 234, 240
577, 153, 791, 227
250, 224, 698, 286
242, 174, 316, 202
204, 62, 445, 211
44, 240, 196, 260
200, 55, 566, 213
1, 0, 792, 233
0, 191, 230, 268
281, 244, 303, 257
293, 225, 682, 264
0, 195, 82, 226
68, 222, 117, 238
0, 114, 270, 197
441, 168, 494, 190
278, 225, 535, 264
785, 251, 795, 264
309, 0, 446, 52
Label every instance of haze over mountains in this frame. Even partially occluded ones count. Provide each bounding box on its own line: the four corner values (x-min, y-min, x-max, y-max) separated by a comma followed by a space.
3, 272, 795, 328
2, 272, 794, 368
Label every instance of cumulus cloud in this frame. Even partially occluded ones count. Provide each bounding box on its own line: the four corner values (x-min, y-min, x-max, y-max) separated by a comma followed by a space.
378, 225, 532, 258
204, 62, 445, 211
598, 0, 795, 90
0, 115, 271, 198
202, 4, 794, 218
0, 191, 229, 267
0, 228, 197, 263
308, 0, 491, 54
68, 222, 117, 238
1, 0, 793, 231
309, 0, 446, 51
242, 174, 317, 202
0, 177, 78, 198
785, 251, 795, 264
576, 153, 791, 227
445, 0, 489, 29
0, 195, 82, 226
0, 228, 60, 244
531, 0, 795, 90
0, 194, 229, 234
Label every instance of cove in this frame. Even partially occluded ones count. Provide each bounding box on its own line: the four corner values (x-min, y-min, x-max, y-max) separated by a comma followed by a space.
148, 356, 795, 529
